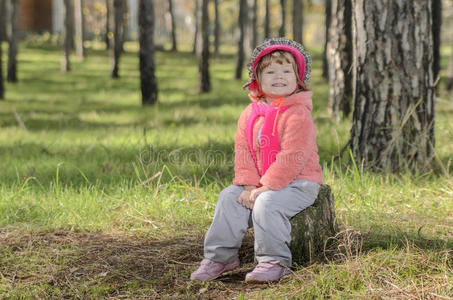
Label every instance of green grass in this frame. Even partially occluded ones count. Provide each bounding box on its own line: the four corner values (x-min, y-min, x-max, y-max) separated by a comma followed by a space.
0, 41, 452, 299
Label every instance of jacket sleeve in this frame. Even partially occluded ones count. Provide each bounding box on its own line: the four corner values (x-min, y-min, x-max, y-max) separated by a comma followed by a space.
260, 107, 316, 190
233, 105, 261, 186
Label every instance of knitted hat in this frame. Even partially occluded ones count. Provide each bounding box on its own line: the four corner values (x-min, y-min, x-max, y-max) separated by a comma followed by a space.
243, 37, 311, 91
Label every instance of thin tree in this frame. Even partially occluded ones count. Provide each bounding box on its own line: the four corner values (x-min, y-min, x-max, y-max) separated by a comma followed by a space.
111, 0, 124, 78
105, 0, 112, 49
322, 0, 331, 79
0, 0, 5, 98
250, 0, 257, 48
168, 0, 177, 51
7, 0, 19, 82
74, 0, 85, 60
0, 37, 4, 99
235, 0, 247, 79
192, 0, 199, 54
432, 0, 441, 83
327, 0, 352, 119
121, 0, 128, 52
0, 0, 6, 42
447, 42, 453, 91
138, 0, 158, 105
214, 0, 220, 55
264, 0, 270, 38
279, 0, 286, 36
292, 0, 304, 44
61, 0, 73, 72
350, 0, 435, 172
197, 0, 210, 92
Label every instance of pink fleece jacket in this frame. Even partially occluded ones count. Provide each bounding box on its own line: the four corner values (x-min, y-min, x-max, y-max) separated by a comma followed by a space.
233, 91, 323, 190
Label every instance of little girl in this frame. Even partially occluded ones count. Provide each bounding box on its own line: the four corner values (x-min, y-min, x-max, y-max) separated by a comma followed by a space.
191, 37, 322, 283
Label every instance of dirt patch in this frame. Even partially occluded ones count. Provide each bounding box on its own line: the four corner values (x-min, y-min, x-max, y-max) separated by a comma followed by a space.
0, 229, 269, 299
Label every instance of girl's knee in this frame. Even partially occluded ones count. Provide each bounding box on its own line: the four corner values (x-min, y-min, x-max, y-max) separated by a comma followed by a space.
252, 191, 275, 215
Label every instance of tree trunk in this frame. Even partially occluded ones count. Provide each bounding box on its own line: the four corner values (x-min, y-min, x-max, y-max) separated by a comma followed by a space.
74, 0, 85, 60
250, 0, 257, 48
0, 0, 6, 42
120, 0, 128, 53
235, 0, 247, 80
168, 0, 177, 51
7, 0, 18, 82
197, 0, 210, 93
290, 185, 338, 265
350, 0, 435, 172
446, 44, 453, 91
0, 39, 4, 99
111, 0, 124, 78
61, 0, 72, 72
138, 0, 158, 106
105, 0, 112, 49
327, 0, 352, 119
292, 0, 304, 44
192, 0, 199, 54
279, 0, 286, 37
432, 0, 441, 84
322, 0, 331, 79
264, 0, 270, 38
214, 0, 220, 55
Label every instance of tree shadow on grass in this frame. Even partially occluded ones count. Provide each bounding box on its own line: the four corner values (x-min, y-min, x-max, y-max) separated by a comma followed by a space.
0, 230, 263, 299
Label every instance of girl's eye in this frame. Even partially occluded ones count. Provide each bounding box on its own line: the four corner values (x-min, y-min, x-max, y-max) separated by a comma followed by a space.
284, 70, 292, 73
266, 71, 274, 74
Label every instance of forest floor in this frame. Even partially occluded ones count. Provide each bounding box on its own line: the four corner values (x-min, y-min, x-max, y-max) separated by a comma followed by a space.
0, 42, 452, 299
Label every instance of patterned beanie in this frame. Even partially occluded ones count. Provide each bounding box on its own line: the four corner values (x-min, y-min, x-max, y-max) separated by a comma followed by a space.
243, 37, 311, 92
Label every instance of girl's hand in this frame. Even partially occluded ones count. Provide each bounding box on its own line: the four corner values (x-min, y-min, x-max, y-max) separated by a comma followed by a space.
238, 190, 252, 208
248, 186, 271, 209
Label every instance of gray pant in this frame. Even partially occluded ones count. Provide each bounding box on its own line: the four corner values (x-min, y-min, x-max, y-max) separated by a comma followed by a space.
204, 180, 320, 267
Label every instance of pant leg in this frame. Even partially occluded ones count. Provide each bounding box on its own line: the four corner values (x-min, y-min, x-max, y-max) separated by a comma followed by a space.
203, 184, 252, 264
252, 180, 320, 267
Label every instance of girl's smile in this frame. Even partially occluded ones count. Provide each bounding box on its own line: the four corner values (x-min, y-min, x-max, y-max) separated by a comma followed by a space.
259, 61, 297, 97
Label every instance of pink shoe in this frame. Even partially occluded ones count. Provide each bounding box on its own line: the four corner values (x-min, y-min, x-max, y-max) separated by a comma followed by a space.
190, 258, 240, 281
245, 260, 291, 284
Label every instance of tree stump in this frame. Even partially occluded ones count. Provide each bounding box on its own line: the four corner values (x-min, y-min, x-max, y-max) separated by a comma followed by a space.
290, 184, 338, 265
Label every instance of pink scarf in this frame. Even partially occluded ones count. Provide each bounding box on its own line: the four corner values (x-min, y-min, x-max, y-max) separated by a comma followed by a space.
245, 100, 289, 176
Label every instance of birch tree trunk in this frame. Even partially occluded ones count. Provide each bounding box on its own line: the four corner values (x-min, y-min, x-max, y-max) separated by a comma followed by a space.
264, 0, 270, 38
350, 0, 435, 172
279, 0, 286, 37
111, 0, 124, 78
327, 0, 352, 119
74, 0, 85, 60
197, 0, 210, 93
292, 0, 304, 44
138, 0, 158, 106
235, 0, 247, 80
322, 0, 331, 79
168, 0, 177, 51
7, 0, 19, 82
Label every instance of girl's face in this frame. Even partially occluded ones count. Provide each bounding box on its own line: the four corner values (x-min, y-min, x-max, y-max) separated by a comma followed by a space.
259, 60, 298, 97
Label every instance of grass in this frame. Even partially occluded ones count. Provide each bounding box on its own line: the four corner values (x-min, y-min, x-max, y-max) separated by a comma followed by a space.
0, 41, 452, 299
